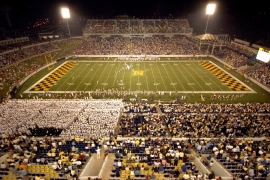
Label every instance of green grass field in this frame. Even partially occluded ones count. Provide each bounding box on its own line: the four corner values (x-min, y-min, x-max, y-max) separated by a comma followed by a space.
15, 58, 270, 103
25, 60, 252, 92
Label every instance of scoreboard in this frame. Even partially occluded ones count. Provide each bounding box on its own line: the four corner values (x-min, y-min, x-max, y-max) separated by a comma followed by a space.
256, 47, 270, 63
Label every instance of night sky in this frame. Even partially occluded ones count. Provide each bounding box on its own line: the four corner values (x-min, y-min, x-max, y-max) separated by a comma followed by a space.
0, 0, 269, 44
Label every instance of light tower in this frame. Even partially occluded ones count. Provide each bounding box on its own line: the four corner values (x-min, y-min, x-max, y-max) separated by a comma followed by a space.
205, 3, 216, 34
61, 8, 71, 37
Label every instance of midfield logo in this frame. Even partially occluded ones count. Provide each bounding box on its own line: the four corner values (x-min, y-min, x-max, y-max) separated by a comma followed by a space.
133, 71, 144, 76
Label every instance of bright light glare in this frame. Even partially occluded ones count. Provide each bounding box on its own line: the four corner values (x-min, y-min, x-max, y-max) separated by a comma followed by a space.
256, 49, 270, 63
206, 4, 216, 15
61, 8, 70, 18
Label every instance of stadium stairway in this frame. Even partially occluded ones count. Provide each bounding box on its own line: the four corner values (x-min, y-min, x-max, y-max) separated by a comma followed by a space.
91, 154, 104, 176
155, 104, 163, 114
80, 147, 105, 179
155, 104, 172, 137
0, 154, 9, 166
100, 154, 116, 179
114, 107, 125, 136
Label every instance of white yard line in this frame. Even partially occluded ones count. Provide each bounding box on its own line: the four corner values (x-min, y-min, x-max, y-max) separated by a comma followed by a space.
179, 63, 205, 90
136, 63, 140, 91
112, 62, 122, 87
102, 62, 116, 89
53, 62, 82, 91
121, 62, 128, 90
74, 63, 99, 91
149, 63, 158, 91
193, 62, 224, 91
94, 62, 110, 89
83, 62, 100, 91
129, 63, 132, 90
59, 63, 87, 91
154, 62, 168, 91
144, 62, 150, 91
188, 63, 215, 91
161, 63, 176, 91
173, 62, 195, 91
166, 62, 185, 89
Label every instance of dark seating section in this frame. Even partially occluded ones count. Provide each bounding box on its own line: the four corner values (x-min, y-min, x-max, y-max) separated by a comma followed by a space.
119, 113, 167, 137
205, 140, 270, 180
0, 137, 93, 180
109, 138, 195, 179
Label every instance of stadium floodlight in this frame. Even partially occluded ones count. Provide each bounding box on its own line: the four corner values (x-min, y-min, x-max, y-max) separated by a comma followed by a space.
61, 8, 71, 37
205, 3, 216, 34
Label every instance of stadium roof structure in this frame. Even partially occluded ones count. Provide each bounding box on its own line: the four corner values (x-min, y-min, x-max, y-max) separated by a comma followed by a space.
196, 33, 217, 41
194, 33, 230, 54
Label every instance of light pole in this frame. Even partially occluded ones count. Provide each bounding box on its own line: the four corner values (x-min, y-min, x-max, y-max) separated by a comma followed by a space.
61, 8, 71, 37
205, 4, 216, 34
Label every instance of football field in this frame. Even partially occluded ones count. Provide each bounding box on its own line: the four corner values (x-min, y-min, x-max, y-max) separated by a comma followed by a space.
25, 60, 255, 93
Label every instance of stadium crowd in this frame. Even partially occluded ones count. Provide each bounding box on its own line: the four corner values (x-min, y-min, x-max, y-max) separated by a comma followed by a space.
247, 63, 270, 88
0, 131, 95, 180
0, 99, 269, 179
213, 45, 254, 69
161, 103, 270, 138
0, 43, 58, 101
83, 19, 192, 34
119, 113, 168, 137
0, 43, 57, 69
1, 100, 269, 139
106, 136, 270, 179
198, 138, 270, 179
75, 36, 208, 55
74, 35, 260, 68
0, 39, 81, 102
0, 99, 123, 138
108, 137, 196, 179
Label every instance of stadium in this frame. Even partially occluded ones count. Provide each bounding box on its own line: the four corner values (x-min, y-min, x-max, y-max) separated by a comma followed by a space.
0, 1, 270, 180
